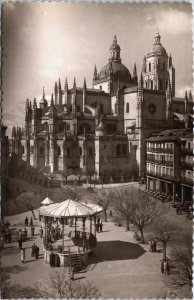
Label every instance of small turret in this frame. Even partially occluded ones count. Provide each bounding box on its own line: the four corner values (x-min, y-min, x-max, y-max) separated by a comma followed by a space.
58, 78, 62, 106
12, 126, 16, 138
54, 82, 58, 105
73, 77, 76, 91
50, 93, 54, 107
132, 63, 138, 85
184, 91, 188, 114
39, 86, 48, 109
83, 78, 87, 111
64, 77, 68, 105
33, 98, 37, 109
93, 64, 97, 81
189, 90, 192, 101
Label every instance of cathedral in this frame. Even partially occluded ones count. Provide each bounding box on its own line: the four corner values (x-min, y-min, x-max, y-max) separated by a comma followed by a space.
10, 32, 193, 182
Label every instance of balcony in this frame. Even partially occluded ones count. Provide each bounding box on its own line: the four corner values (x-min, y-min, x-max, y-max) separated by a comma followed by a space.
147, 147, 173, 154
146, 170, 175, 180
146, 159, 173, 167
180, 176, 193, 185
181, 162, 193, 171
181, 148, 193, 156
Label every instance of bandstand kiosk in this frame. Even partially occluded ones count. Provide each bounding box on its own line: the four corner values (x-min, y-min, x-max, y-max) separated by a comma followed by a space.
39, 199, 102, 270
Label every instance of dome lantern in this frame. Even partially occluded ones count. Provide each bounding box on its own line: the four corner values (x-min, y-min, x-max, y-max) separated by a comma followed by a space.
109, 34, 121, 63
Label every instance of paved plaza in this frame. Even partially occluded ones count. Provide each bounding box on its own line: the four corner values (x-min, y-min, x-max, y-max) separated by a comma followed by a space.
2, 205, 188, 299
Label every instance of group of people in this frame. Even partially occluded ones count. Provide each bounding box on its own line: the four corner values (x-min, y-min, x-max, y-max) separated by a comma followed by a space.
47, 225, 61, 242
0, 220, 12, 249
96, 217, 103, 233
25, 216, 34, 227
161, 259, 170, 275
149, 239, 157, 252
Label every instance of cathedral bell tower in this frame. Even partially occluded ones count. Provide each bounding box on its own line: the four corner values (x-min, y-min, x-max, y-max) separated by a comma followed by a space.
142, 31, 175, 96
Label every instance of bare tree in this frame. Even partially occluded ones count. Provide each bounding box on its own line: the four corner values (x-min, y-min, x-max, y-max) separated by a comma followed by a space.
149, 217, 178, 260
62, 185, 80, 201
93, 188, 113, 222
164, 231, 192, 290
112, 187, 160, 239
16, 191, 41, 219
32, 270, 99, 299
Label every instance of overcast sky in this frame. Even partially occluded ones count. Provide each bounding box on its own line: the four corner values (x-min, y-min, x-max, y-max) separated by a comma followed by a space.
2, 2, 193, 135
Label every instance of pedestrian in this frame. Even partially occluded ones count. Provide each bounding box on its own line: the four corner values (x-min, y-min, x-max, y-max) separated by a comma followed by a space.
18, 239, 23, 250
152, 239, 157, 252
35, 245, 39, 259
149, 240, 152, 252
20, 248, 25, 263
161, 260, 164, 274
97, 217, 100, 225
109, 210, 113, 218
31, 243, 36, 257
8, 230, 12, 243
25, 217, 28, 226
40, 226, 43, 238
166, 261, 170, 275
96, 223, 99, 233
163, 260, 168, 275
99, 221, 103, 232
31, 226, 35, 236
24, 228, 27, 240
0, 235, 5, 249
30, 217, 33, 227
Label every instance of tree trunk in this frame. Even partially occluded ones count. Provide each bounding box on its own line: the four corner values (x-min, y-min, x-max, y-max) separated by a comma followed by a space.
163, 241, 167, 260
126, 219, 130, 231
139, 227, 144, 243
104, 209, 107, 222
31, 209, 37, 220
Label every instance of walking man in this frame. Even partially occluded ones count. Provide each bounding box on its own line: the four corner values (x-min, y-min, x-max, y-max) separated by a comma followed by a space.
39, 226, 43, 238
31, 226, 35, 236
31, 243, 36, 257
20, 248, 25, 263
25, 217, 28, 226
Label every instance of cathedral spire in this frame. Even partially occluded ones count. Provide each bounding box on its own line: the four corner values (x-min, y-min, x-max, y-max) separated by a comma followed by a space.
51, 93, 54, 106
83, 78, 87, 91
189, 90, 192, 100
73, 77, 76, 91
93, 64, 97, 81
33, 98, 37, 109
64, 77, 68, 91
43, 86, 45, 99
185, 91, 188, 100
132, 63, 138, 84
58, 78, 62, 92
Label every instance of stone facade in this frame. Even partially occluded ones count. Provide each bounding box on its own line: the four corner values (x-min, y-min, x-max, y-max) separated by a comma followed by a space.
10, 33, 193, 181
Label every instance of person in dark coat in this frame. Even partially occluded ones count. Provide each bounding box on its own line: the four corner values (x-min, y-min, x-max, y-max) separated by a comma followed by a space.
31, 243, 36, 257
35, 245, 39, 259
25, 217, 28, 226
50, 252, 55, 267
99, 221, 103, 232
18, 239, 22, 250
31, 226, 35, 236
8, 230, 12, 243
39, 226, 43, 238
161, 260, 164, 274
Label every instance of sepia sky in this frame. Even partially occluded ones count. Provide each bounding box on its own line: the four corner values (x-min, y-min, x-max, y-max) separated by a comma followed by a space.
2, 2, 193, 135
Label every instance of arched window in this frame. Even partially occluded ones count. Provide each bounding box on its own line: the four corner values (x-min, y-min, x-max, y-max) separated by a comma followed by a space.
66, 124, 70, 131
122, 144, 127, 156
40, 146, 44, 156
151, 80, 153, 89
126, 103, 129, 113
43, 122, 48, 132
149, 62, 151, 72
58, 146, 61, 156
22, 145, 25, 154
114, 103, 117, 114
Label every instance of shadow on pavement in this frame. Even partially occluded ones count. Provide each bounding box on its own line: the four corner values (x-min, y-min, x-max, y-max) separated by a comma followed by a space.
2, 246, 20, 256
89, 240, 146, 263
3, 264, 28, 274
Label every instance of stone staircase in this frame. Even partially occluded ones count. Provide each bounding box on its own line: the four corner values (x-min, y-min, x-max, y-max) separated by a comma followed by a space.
70, 253, 82, 271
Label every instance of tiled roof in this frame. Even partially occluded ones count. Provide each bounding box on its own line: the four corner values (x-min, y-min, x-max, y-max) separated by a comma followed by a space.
146, 128, 193, 142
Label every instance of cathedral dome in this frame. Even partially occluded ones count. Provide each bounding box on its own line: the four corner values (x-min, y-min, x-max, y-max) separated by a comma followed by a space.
99, 61, 131, 80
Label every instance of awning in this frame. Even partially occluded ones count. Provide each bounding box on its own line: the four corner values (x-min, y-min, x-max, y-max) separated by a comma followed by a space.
41, 197, 54, 205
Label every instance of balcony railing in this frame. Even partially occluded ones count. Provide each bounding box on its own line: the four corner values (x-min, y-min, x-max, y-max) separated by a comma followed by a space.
146, 170, 174, 180
181, 162, 193, 171
180, 176, 193, 185
147, 148, 173, 154
147, 159, 173, 167
181, 148, 193, 156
